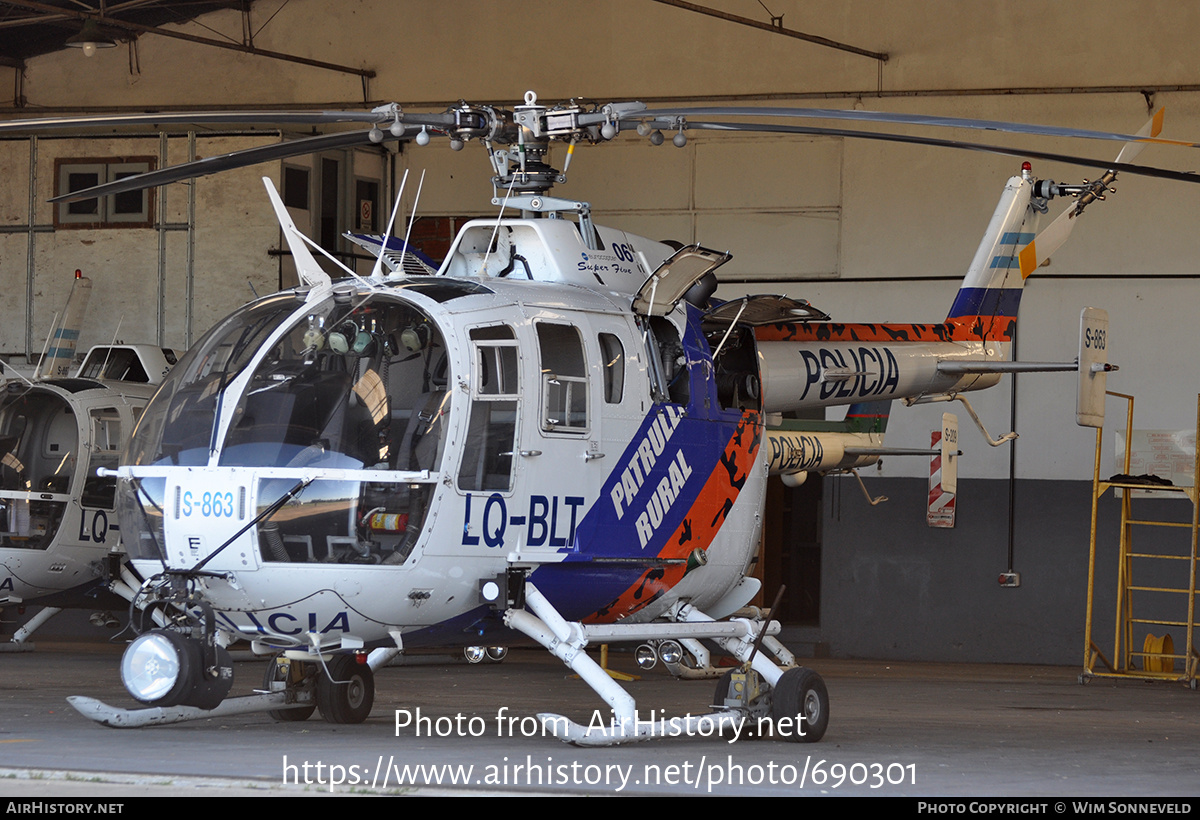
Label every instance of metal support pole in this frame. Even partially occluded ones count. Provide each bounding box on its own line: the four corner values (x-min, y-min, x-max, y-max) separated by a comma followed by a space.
24, 135, 36, 360
185, 131, 196, 347
156, 132, 168, 346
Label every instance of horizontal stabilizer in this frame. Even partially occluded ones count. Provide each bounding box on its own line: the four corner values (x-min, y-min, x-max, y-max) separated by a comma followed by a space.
844, 446, 949, 457
937, 361, 1082, 375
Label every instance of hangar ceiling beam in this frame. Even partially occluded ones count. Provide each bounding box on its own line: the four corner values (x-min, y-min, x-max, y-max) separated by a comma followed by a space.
649, 0, 888, 63
0, 0, 165, 29
1, 0, 375, 79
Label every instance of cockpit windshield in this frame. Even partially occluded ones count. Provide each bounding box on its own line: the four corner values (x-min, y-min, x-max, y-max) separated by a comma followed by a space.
220, 294, 450, 471
121, 289, 452, 567
127, 289, 450, 472
126, 292, 305, 467
0, 389, 76, 550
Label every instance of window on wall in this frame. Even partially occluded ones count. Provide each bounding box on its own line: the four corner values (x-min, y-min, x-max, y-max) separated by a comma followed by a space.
355, 179, 379, 232
282, 165, 310, 210
55, 158, 155, 228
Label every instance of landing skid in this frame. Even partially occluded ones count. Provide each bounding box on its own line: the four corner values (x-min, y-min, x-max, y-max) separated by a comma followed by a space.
503, 583, 828, 746
3, 565, 173, 652
67, 691, 312, 728
0, 605, 61, 651
69, 644, 400, 728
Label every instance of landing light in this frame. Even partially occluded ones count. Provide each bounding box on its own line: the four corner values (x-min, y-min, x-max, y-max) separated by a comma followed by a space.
634, 644, 657, 670
120, 630, 186, 704
658, 640, 684, 666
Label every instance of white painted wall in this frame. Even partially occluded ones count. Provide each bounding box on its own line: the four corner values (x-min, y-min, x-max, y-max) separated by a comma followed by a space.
0, 0, 1197, 482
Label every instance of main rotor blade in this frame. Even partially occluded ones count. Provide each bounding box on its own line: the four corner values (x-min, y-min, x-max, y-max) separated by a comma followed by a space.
45, 111, 1200, 206
0, 109, 458, 135
674, 120, 1200, 184
49, 129, 391, 203
636, 106, 1200, 149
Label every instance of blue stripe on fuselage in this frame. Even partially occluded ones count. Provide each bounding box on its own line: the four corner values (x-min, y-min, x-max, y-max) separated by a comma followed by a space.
947, 287, 1023, 319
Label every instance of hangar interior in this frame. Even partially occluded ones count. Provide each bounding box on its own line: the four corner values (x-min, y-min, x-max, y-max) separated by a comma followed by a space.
1, 0, 1198, 667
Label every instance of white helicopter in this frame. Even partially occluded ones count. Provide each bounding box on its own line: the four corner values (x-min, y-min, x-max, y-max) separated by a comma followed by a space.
11, 92, 1179, 743
0, 271, 180, 649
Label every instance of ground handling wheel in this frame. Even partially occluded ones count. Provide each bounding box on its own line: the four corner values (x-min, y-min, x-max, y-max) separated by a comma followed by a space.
770, 667, 828, 743
316, 653, 375, 724
713, 667, 771, 739
263, 654, 316, 722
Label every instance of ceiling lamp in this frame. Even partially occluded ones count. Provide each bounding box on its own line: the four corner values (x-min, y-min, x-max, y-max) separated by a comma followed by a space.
66, 19, 118, 57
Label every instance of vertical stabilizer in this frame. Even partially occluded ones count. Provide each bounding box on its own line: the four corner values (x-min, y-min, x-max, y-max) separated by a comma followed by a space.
842, 401, 891, 434
945, 175, 1040, 345
36, 271, 92, 379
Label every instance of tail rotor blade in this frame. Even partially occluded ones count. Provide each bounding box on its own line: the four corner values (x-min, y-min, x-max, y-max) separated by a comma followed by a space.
1018, 205, 1075, 279
1020, 110, 1167, 279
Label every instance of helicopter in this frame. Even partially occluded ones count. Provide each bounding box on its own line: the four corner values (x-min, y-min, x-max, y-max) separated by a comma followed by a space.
12, 92, 1166, 742
0, 271, 181, 649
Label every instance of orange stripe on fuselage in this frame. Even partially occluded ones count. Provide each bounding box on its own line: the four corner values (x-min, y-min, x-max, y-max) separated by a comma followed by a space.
753, 318, 1014, 344
584, 411, 762, 623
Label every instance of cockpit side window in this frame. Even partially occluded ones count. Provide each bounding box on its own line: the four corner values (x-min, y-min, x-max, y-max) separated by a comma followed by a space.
457, 326, 519, 492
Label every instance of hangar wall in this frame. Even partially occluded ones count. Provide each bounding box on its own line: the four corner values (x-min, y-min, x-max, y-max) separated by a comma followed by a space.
803, 475, 1196, 666
1, 0, 1197, 663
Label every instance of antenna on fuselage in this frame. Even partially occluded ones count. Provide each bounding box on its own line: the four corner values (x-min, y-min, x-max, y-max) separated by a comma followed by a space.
480, 182, 515, 277
96, 316, 125, 380
398, 170, 426, 278
371, 169, 408, 280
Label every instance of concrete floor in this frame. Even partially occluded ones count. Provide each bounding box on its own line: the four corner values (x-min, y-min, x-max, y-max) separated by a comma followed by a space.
0, 635, 1198, 797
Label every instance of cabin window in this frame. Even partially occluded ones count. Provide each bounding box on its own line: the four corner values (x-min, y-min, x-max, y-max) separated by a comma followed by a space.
599, 333, 625, 404
55, 158, 154, 228
77, 347, 149, 382
219, 294, 451, 566
81, 408, 121, 509
219, 298, 450, 473
537, 323, 588, 433
458, 326, 519, 492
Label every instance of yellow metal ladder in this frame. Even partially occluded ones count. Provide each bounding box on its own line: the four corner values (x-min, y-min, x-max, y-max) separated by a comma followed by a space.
1082, 393, 1200, 687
